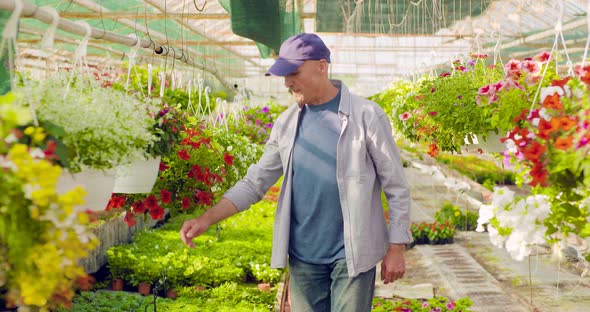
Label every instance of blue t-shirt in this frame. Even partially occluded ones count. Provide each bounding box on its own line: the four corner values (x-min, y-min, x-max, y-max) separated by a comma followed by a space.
289, 89, 345, 264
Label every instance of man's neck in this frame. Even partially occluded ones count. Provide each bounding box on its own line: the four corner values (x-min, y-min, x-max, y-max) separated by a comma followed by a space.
307, 81, 339, 105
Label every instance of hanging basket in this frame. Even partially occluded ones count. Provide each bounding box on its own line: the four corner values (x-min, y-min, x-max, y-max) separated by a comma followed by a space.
477, 132, 506, 153
113, 156, 161, 194
56, 168, 116, 212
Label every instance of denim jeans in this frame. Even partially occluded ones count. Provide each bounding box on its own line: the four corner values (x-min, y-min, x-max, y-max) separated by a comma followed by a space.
288, 257, 376, 312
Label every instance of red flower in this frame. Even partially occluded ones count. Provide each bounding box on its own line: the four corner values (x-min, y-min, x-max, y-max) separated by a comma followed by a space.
132, 200, 147, 214
529, 162, 548, 187
195, 190, 214, 206
177, 149, 190, 161
181, 197, 191, 210
427, 143, 439, 157
523, 141, 546, 163
513, 109, 529, 123
106, 195, 126, 210
537, 118, 560, 140
542, 93, 563, 111
160, 189, 172, 204
159, 162, 169, 172
223, 152, 235, 166
144, 195, 159, 209
551, 76, 570, 88
124, 211, 137, 227
428, 111, 438, 116
149, 204, 165, 220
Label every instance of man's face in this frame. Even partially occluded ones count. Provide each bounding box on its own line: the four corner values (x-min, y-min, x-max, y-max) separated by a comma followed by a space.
283, 60, 326, 105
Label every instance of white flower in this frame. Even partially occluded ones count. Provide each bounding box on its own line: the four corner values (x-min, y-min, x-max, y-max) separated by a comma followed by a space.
505, 232, 530, 261
488, 226, 507, 248
491, 187, 515, 208
477, 204, 495, 227
539, 107, 551, 121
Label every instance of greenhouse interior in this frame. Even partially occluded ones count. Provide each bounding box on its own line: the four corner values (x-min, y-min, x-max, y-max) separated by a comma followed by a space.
1, 0, 589, 311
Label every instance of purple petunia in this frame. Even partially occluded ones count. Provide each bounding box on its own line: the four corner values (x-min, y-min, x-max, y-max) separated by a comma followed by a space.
261, 106, 270, 113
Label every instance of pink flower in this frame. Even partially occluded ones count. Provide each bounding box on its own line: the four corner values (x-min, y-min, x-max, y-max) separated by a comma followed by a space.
534, 51, 551, 63
429, 111, 438, 116
478, 84, 495, 95
504, 59, 522, 80
446, 301, 456, 309
522, 60, 540, 75
399, 112, 412, 121
502, 79, 525, 91
470, 53, 488, 59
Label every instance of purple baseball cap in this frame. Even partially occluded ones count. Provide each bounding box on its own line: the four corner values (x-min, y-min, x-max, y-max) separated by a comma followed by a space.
265, 33, 331, 76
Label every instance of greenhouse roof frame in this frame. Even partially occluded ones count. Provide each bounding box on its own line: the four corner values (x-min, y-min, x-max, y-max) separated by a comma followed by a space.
2, 0, 590, 99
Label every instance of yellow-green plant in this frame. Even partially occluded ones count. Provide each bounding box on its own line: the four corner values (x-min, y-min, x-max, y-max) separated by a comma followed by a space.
0, 94, 98, 310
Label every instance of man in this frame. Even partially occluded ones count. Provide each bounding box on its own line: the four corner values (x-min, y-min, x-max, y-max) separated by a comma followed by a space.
180, 33, 412, 312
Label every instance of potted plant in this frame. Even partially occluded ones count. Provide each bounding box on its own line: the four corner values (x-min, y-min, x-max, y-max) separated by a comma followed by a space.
16, 73, 156, 211
129, 254, 159, 296
250, 262, 282, 292
484, 72, 590, 261
113, 101, 185, 194
106, 247, 135, 291
390, 52, 557, 155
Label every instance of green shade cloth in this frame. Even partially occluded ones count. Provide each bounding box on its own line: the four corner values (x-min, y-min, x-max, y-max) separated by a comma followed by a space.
316, 0, 490, 34
220, 0, 301, 59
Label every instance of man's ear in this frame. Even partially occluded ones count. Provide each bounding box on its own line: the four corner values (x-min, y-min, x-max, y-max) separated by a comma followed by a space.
319, 59, 329, 74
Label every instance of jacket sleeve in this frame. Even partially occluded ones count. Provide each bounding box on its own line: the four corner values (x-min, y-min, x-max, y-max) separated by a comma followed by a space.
366, 110, 413, 244
222, 120, 284, 212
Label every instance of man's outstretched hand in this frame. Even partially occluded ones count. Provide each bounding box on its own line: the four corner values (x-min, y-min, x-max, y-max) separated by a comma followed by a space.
179, 198, 239, 248
180, 217, 210, 248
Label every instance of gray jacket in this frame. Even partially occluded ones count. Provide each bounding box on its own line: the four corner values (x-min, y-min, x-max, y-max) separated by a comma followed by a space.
223, 80, 412, 277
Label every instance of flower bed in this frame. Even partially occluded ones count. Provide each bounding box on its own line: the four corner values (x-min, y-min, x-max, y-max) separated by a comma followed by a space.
372, 296, 473, 312
97, 199, 282, 310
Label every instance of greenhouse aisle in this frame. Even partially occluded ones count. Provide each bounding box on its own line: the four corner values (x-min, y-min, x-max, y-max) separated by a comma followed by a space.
376, 152, 590, 312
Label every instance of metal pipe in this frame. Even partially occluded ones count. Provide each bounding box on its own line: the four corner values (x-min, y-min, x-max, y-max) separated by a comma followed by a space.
0, 0, 237, 91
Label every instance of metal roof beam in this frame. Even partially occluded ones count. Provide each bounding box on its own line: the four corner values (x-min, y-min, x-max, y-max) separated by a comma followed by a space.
69, 0, 242, 89
54, 12, 316, 20
142, 0, 265, 71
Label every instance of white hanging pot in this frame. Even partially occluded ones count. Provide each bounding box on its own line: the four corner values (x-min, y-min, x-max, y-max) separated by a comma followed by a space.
56, 168, 116, 212
476, 131, 506, 153
113, 156, 161, 194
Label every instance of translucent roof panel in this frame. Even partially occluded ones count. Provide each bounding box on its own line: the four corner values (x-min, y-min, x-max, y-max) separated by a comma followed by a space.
4, 0, 589, 100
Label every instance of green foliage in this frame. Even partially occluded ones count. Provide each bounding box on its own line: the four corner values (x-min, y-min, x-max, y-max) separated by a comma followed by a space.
434, 202, 479, 231
55, 291, 149, 312
411, 221, 456, 243
113, 64, 220, 114
370, 79, 415, 120
372, 296, 473, 311
15, 73, 157, 171
376, 54, 558, 153
434, 153, 515, 186
228, 101, 288, 145
106, 200, 283, 289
